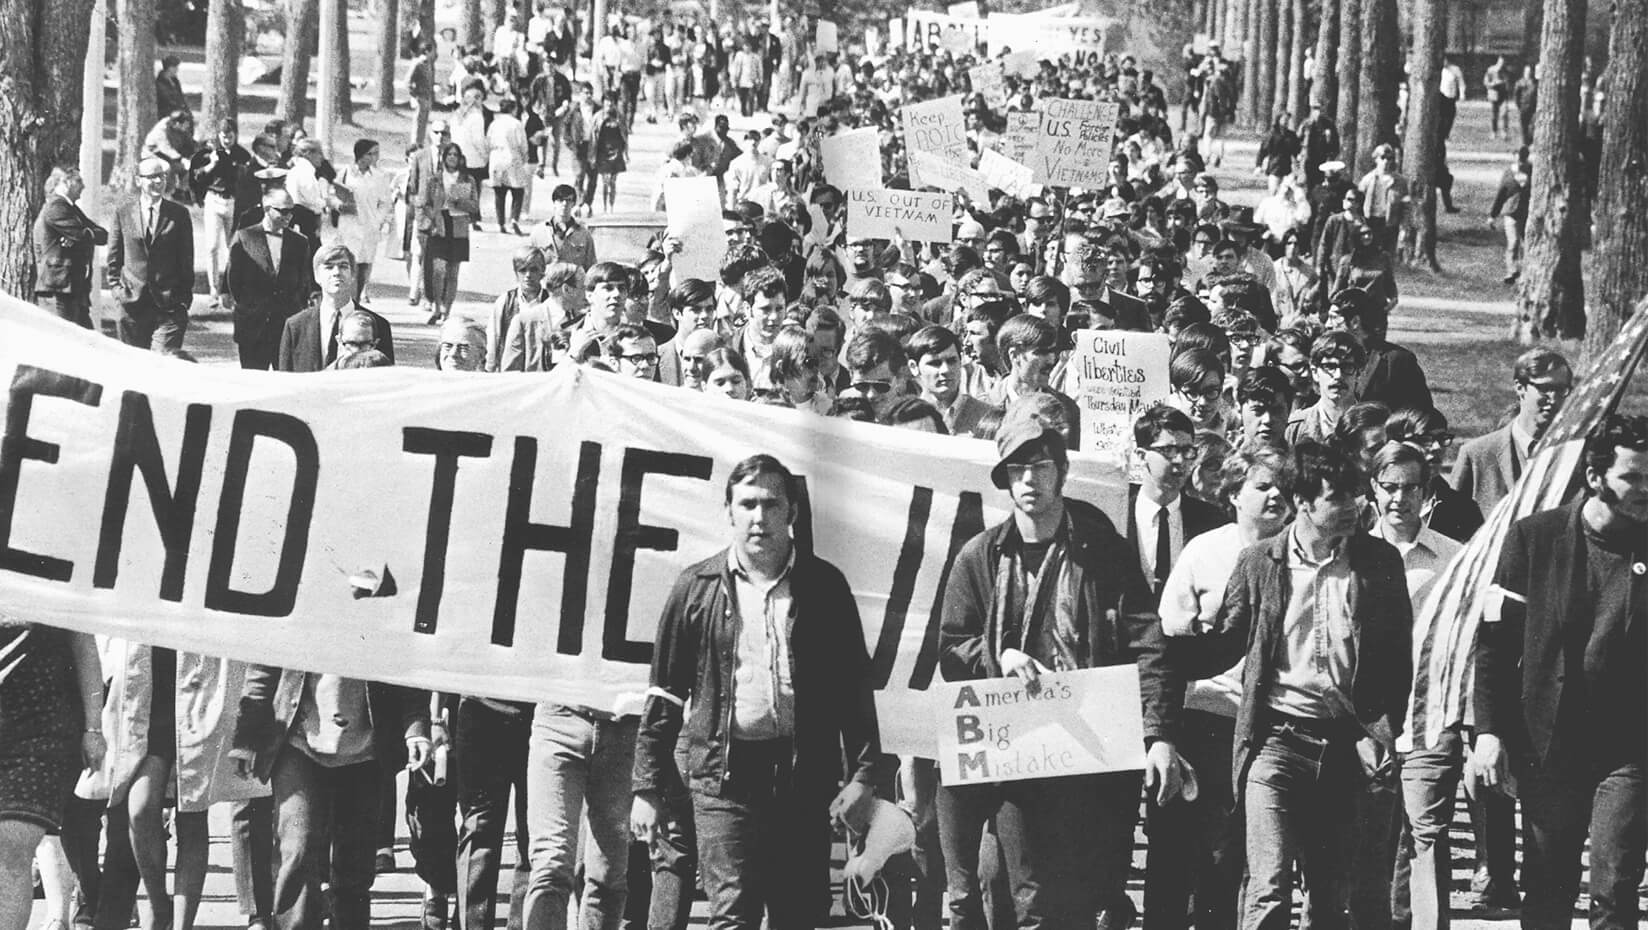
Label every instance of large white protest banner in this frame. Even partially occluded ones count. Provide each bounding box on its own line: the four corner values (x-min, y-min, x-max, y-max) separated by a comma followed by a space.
847, 189, 953, 241
902, 11, 986, 53
663, 176, 726, 282
986, 14, 1117, 65
1030, 98, 1120, 189
821, 127, 883, 191
0, 302, 1131, 715
935, 667, 1146, 783
1069, 330, 1172, 462
902, 94, 969, 165
948, 0, 981, 17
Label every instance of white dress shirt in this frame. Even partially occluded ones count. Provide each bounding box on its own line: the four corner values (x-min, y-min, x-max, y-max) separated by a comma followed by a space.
1134, 489, 1185, 586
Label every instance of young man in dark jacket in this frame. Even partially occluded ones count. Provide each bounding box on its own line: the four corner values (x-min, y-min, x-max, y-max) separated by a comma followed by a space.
631, 454, 887, 930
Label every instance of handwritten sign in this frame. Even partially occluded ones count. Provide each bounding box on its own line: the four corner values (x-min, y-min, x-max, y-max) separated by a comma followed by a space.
978, 147, 1036, 199
663, 176, 727, 283
948, 0, 981, 17
847, 188, 953, 241
816, 19, 839, 54
906, 150, 990, 204
1003, 110, 1043, 164
986, 14, 1117, 66
969, 61, 1007, 108
1031, 98, 1119, 189
935, 667, 1147, 783
1070, 330, 1172, 462
902, 11, 987, 55
903, 94, 969, 165
821, 127, 882, 191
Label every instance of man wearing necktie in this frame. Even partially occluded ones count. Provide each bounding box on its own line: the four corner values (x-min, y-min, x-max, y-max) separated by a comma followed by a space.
227, 189, 315, 370
1451, 348, 1573, 517
107, 157, 195, 351
276, 244, 395, 372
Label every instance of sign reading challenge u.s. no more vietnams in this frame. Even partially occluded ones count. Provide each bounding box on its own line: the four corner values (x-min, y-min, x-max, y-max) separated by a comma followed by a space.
935, 667, 1146, 784
1030, 98, 1120, 189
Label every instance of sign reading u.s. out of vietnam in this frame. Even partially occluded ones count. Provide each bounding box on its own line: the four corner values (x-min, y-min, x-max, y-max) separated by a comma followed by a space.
0, 299, 1132, 715
935, 667, 1146, 783
847, 189, 954, 241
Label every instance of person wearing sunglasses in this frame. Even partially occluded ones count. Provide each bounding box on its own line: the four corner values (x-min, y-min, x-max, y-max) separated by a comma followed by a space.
108, 156, 196, 354
226, 188, 315, 370
838, 329, 906, 421
1324, 287, 1432, 415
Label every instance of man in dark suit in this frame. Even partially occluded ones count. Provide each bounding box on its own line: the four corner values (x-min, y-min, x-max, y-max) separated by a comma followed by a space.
402, 120, 450, 307
1472, 414, 1648, 929
1451, 348, 1573, 516
1065, 248, 1150, 332
33, 166, 108, 328
277, 243, 395, 373
1326, 287, 1433, 414
227, 189, 315, 370
107, 157, 195, 351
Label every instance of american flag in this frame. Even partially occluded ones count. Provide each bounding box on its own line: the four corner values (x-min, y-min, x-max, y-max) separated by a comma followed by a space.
1403, 306, 1648, 751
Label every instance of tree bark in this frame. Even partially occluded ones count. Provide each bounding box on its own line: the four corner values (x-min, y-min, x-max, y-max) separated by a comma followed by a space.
1584, 0, 1648, 360
1514, 0, 1587, 341
330, 0, 353, 126
201, 0, 243, 133
1357, 0, 1399, 171
1286, 0, 1307, 119
1244, 0, 1263, 125
1402, 0, 1443, 269
1522, 0, 1543, 69
460, 0, 483, 49
112, 0, 156, 191
376, 0, 398, 108
0, 0, 97, 296
1258, 0, 1279, 121
1335, 0, 1361, 170
1314, 0, 1338, 113
278, 0, 319, 126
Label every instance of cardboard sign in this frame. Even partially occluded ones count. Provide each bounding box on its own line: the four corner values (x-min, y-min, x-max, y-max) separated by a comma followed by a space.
1003, 110, 1043, 165
978, 147, 1037, 199
1031, 98, 1119, 189
847, 188, 953, 241
936, 667, 1147, 782
821, 127, 882, 191
816, 19, 839, 54
986, 14, 1116, 66
1003, 50, 1042, 78
969, 61, 1008, 108
903, 94, 969, 164
1069, 330, 1172, 462
903, 11, 987, 54
906, 150, 990, 204
948, 0, 981, 17
663, 176, 727, 283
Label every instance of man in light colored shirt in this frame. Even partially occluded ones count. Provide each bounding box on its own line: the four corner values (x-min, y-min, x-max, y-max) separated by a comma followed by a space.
530, 183, 598, 269
723, 131, 769, 209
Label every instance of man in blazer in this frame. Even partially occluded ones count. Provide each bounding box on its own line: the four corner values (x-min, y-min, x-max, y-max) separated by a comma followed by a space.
1173, 440, 1413, 930
403, 120, 450, 307
227, 189, 315, 370
276, 243, 395, 372
1471, 415, 1648, 930
1451, 348, 1572, 516
107, 157, 195, 351
33, 166, 108, 328
1127, 405, 1231, 598
1065, 247, 1150, 332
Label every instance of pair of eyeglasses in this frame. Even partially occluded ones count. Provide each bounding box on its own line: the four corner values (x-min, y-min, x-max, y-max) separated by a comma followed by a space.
1314, 359, 1353, 374
620, 352, 660, 365
1179, 385, 1222, 402
1148, 443, 1199, 461
851, 379, 892, 395
1414, 432, 1454, 447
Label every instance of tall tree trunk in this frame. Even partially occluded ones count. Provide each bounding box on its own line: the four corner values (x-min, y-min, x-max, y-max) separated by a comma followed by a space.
1522, 0, 1543, 69
0, 0, 97, 296
1584, 0, 1648, 361
1286, 0, 1307, 119
1335, 0, 1361, 170
330, 0, 353, 126
278, 0, 319, 126
1402, 0, 1443, 269
1514, 0, 1587, 341
112, 0, 156, 191
1357, 0, 1398, 170
1244, 0, 1264, 125
1259, 0, 1279, 121
201, 0, 243, 133
486, 0, 506, 39
376, 0, 399, 108
1314, 0, 1338, 113
1273, 0, 1291, 117
460, 0, 483, 49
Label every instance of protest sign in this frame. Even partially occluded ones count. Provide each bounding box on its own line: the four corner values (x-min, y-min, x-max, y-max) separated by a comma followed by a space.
847, 188, 953, 241
821, 127, 883, 191
906, 150, 990, 204
1003, 50, 1041, 78
888, 16, 903, 48
1003, 110, 1043, 164
986, 14, 1116, 65
903, 95, 969, 165
1069, 330, 1173, 462
1030, 98, 1120, 189
902, 11, 986, 54
1192, 32, 1210, 54
663, 176, 726, 283
969, 62, 1007, 108
948, 0, 981, 17
935, 667, 1147, 783
940, 25, 976, 55
0, 300, 1132, 715
977, 147, 1036, 199
816, 19, 839, 54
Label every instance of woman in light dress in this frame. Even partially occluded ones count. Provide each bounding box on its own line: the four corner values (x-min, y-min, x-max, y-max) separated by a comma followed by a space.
486, 98, 532, 236
335, 139, 395, 299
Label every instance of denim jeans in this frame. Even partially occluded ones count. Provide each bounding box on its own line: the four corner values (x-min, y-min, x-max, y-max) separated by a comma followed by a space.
1144, 710, 1240, 930
691, 738, 832, 930
1394, 729, 1464, 930
1240, 717, 1366, 930
937, 771, 1136, 930
269, 752, 382, 930
456, 698, 533, 930
621, 789, 695, 930
522, 704, 637, 930
1519, 754, 1645, 930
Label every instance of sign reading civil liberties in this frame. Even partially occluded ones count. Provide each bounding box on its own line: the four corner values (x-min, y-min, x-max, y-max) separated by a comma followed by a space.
847, 189, 953, 241
936, 667, 1146, 784
1069, 330, 1172, 462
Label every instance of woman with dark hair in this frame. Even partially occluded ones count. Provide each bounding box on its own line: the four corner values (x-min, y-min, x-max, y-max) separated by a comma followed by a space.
799, 250, 845, 305
415, 142, 480, 325
1335, 221, 1398, 311
1385, 406, 1485, 541
699, 347, 752, 400
767, 326, 830, 413
593, 94, 629, 212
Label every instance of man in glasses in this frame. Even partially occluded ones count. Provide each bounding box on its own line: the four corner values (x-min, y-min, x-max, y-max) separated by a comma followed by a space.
1062, 246, 1148, 332
108, 156, 196, 352
1018, 197, 1057, 263
607, 324, 660, 381
1284, 331, 1364, 446
838, 329, 906, 420
227, 188, 316, 370
1326, 287, 1433, 414
1451, 348, 1573, 516
937, 403, 1189, 930
277, 243, 395, 372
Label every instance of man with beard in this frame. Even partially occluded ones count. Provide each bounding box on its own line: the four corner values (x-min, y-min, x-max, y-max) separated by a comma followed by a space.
1450, 348, 1573, 516
983, 314, 1083, 449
